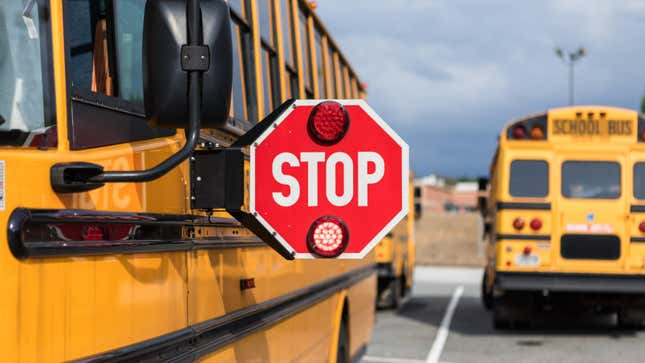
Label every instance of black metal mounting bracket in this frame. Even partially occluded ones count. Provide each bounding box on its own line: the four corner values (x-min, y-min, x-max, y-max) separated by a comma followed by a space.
50, 162, 105, 193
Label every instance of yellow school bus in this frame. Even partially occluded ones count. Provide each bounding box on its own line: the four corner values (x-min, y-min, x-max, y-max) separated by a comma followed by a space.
375, 176, 415, 308
0, 0, 375, 361
481, 106, 645, 329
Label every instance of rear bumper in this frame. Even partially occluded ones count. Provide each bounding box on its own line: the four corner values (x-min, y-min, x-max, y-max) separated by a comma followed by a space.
496, 272, 645, 294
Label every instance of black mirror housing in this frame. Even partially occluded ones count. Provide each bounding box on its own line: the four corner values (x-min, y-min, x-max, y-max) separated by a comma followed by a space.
477, 177, 489, 191
477, 196, 488, 216
143, 0, 232, 129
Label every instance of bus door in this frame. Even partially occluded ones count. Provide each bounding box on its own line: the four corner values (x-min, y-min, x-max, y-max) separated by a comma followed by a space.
555, 153, 627, 272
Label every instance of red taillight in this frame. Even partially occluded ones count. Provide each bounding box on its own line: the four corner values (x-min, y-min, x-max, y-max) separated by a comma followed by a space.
513, 217, 525, 230
530, 218, 542, 231
522, 246, 532, 255
639, 221, 645, 233
512, 125, 526, 139
308, 101, 350, 145
82, 225, 105, 241
307, 216, 349, 257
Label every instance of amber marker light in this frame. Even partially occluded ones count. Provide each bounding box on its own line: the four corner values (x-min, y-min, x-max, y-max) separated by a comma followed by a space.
513, 217, 525, 230
530, 126, 544, 140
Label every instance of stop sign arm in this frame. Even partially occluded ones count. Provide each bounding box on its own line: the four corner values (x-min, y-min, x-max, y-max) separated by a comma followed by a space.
189, 99, 298, 260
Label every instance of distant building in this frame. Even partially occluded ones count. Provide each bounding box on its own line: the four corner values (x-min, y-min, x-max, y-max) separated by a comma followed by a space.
414, 177, 486, 213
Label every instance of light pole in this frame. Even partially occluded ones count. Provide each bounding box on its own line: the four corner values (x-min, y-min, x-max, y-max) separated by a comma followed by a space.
555, 47, 586, 106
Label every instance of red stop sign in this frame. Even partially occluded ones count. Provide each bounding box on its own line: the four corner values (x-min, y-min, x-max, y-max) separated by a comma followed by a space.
250, 100, 409, 258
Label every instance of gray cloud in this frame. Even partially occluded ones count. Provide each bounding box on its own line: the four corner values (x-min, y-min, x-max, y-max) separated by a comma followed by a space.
317, 0, 645, 176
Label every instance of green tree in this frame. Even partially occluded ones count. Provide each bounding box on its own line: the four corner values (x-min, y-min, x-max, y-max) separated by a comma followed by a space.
641, 92, 645, 114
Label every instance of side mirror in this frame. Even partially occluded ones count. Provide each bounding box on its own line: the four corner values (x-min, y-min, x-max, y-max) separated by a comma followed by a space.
144, 0, 232, 128
51, 0, 233, 192
477, 196, 488, 216
477, 177, 489, 192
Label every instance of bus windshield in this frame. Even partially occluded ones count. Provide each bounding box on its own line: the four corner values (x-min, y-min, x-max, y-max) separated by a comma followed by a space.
0, 2, 46, 140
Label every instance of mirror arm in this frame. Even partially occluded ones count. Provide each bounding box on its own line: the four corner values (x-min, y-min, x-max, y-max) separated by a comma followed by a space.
89, 0, 202, 183
88, 72, 201, 183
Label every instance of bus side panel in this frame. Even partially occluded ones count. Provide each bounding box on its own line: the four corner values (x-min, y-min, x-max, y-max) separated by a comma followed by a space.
197, 293, 341, 362
187, 245, 375, 361
0, 145, 190, 361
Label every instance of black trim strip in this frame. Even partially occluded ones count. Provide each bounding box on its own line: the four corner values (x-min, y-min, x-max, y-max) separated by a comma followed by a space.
72, 264, 376, 363
497, 202, 551, 210
631, 237, 645, 243
8, 208, 266, 259
496, 272, 645, 294
631, 205, 645, 213
497, 234, 550, 241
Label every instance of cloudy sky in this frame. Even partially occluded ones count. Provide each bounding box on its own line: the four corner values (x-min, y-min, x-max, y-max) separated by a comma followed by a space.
317, 0, 645, 178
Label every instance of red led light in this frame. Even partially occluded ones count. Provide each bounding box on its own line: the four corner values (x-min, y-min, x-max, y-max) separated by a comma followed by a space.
530, 218, 543, 231
639, 221, 645, 233
513, 217, 525, 230
307, 216, 349, 258
82, 225, 105, 241
512, 125, 527, 139
523, 246, 532, 255
307, 101, 350, 145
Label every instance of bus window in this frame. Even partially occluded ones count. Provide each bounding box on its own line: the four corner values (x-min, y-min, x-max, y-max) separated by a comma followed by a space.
261, 49, 275, 117
114, 0, 144, 104
230, 21, 247, 120
66, 0, 148, 104
257, 0, 273, 45
326, 44, 336, 98
314, 29, 324, 97
279, 0, 293, 67
509, 160, 548, 197
562, 161, 620, 199
0, 1, 50, 138
634, 163, 645, 199
298, 10, 312, 98
229, 0, 245, 18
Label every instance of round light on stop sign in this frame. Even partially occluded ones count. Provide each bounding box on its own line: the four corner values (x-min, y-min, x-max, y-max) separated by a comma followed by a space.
250, 99, 409, 259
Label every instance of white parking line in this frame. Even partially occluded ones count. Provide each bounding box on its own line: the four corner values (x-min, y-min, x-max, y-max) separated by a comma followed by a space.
363, 356, 425, 363
425, 285, 464, 363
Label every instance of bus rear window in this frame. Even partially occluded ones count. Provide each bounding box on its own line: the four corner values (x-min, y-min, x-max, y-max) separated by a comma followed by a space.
634, 163, 645, 199
562, 161, 620, 199
509, 160, 548, 197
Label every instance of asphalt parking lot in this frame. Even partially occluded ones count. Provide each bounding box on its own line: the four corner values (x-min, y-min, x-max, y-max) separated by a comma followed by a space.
361, 266, 645, 363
